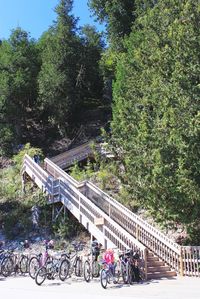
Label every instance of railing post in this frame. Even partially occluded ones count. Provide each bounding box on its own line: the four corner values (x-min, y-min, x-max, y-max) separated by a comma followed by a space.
179, 246, 184, 276
144, 248, 148, 280
136, 224, 139, 240
59, 179, 61, 201
52, 178, 54, 200
21, 173, 26, 194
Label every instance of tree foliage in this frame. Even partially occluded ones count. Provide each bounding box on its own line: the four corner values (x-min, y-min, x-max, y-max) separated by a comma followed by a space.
0, 28, 40, 154
38, 0, 80, 130
111, 0, 200, 241
78, 25, 104, 106
88, 0, 136, 49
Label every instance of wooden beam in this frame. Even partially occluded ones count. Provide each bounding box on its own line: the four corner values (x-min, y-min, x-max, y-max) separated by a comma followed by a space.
94, 217, 104, 226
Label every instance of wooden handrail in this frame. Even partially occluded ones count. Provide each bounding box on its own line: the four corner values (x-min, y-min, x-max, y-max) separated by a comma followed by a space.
86, 181, 180, 252
22, 153, 200, 277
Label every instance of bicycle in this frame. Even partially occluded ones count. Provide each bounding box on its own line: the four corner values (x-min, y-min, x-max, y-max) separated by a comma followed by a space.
35, 255, 69, 286
58, 241, 85, 280
83, 241, 101, 282
119, 249, 144, 284
29, 240, 53, 279
100, 261, 120, 289
1, 242, 31, 277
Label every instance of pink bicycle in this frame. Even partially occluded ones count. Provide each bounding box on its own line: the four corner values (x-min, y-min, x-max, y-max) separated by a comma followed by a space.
28, 240, 53, 279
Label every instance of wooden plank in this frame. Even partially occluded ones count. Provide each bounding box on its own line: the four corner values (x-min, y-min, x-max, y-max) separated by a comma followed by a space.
94, 217, 104, 226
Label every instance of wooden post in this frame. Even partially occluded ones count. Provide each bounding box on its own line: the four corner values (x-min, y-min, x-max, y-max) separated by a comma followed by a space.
136, 224, 139, 240
179, 246, 184, 276
59, 179, 61, 201
108, 203, 111, 217
144, 248, 148, 280
21, 173, 26, 193
52, 204, 55, 222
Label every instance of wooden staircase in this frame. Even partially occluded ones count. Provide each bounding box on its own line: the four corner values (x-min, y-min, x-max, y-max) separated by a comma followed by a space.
147, 252, 177, 279
21, 143, 200, 278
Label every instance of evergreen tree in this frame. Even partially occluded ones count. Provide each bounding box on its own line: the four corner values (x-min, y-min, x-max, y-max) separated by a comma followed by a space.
111, 0, 200, 241
78, 25, 104, 106
0, 28, 39, 154
88, 0, 136, 49
38, 0, 80, 131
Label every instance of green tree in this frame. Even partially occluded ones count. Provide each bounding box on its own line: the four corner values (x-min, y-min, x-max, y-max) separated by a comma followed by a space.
38, 0, 80, 132
0, 28, 40, 154
88, 0, 136, 49
111, 0, 200, 242
77, 25, 104, 107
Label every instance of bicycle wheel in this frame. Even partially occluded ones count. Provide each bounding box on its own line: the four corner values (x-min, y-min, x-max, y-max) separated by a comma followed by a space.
121, 262, 130, 284
1, 256, 14, 277
29, 257, 40, 279
92, 260, 99, 277
75, 257, 82, 277
100, 269, 108, 289
114, 267, 120, 284
20, 255, 29, 274
83, 260, 91, 282
35, 266, 47, 286
59, 259, 70, 281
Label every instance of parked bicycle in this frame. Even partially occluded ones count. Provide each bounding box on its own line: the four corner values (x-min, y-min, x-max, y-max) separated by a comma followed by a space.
35, 255, 69, 285
83, 240, 102, 282
59, 241, 85, 279
100, 248, 120, 289
119, 249, 143, 284
1, 242, 31, 277
29, 240, 53, 279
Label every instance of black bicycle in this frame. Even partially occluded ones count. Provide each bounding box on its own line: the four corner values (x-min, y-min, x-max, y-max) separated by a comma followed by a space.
64, 241, 85, 278
83, 241, 101, 282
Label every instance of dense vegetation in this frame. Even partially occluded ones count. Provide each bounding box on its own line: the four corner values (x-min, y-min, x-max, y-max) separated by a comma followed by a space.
0, 0, 199, 244
110, 0, 200, 243
0, 0, 105, 156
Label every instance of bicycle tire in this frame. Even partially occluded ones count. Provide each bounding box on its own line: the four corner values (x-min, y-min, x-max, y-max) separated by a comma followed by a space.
20, 255, 29, 274
59, 259, 70, 281
75, 257, 82, 277
92, 260, 99, 277
29, 256, 40, 279
114, 268, 120, 284
83, 260, 91, 282
100, 269, 108, 289
1, 256, 14, 277
121, 262, 130, 284
35, 266, 47, 286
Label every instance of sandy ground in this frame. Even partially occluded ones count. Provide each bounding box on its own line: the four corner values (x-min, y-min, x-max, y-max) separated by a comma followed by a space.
0, 275, 199, 299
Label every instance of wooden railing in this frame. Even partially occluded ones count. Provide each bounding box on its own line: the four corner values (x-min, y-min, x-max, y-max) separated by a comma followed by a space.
22, 154, 54, 194
22, 154, 200, 277
44, 158, 181, 272
50, 141, 98, 169
22, 155, 148, 278
181, 246, 200, 277
85, 182, 182, 273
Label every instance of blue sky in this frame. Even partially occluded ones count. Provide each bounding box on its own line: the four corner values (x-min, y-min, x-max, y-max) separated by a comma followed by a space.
0, 0, 105, 40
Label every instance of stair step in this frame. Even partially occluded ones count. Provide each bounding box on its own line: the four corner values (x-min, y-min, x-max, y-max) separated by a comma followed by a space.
147, 271, 177, 280
148, 266, 171, 272
147, 260, 165, 266
147, 252, 155, 257
147, 256, 159, 261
